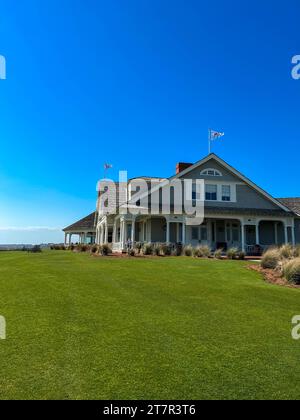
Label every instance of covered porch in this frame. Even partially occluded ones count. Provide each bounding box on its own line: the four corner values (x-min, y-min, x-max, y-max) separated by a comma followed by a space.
104, 214, 295, 254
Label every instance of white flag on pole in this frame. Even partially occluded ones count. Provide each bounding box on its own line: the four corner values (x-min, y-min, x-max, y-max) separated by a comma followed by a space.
209, 129, 225, 140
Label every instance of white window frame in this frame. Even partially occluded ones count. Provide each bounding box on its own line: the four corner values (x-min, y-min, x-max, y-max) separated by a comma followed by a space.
222, 185, 231, 202
204, 182, 237, 203
205, 184, 218, 201
200, 168, 222, 177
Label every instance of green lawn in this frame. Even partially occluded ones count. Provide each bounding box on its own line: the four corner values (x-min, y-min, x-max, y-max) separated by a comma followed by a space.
0, 251, 299, 400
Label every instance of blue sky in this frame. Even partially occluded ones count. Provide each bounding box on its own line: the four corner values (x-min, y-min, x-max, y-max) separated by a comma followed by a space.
0, 0, 299, 244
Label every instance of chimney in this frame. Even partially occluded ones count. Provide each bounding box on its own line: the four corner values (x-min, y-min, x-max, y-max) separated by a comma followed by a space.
176, 162, 193, 174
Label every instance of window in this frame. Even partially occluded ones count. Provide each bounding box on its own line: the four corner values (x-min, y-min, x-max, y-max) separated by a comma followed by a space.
200, 226, 207, 241
192, 184, 201, 200
232, 224, 239, 242
222, 185, 231, 201
205, 184, 217, 201
192, 227, 199, 240
200, 168, 222, 177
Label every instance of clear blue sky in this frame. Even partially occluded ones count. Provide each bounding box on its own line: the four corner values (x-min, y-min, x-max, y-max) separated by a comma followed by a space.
0, 0, 299, 244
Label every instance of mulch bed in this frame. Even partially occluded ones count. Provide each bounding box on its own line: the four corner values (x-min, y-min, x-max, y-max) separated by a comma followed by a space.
249, 264, 300, 289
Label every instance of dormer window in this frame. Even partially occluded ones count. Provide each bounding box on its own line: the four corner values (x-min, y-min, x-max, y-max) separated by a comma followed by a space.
200, 168, 222, 177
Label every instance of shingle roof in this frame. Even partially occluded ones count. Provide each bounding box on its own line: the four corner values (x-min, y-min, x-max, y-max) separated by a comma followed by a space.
276, 198, 300, 215
63, 212, 96, 232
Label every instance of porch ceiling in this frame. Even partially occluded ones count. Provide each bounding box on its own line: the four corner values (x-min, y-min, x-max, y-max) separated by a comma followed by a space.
205, 206, 294, 218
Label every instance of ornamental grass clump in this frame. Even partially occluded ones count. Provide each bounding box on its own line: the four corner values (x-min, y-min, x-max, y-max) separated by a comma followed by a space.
227, 247, 238, 260
142, 243, 153, 256
160, 244, 172, 256
98, 244, 111, 256
153, 243, 163, 256
214, 249, 223, 259
261, 248, 281, 269
183, 245, 193, 257
283, 258, 300, 285
279, 244, 294, 260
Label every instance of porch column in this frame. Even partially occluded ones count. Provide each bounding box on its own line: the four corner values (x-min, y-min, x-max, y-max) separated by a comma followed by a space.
284, 222, 288, 244
104, 223, 108, 244
182, 222, 186, 245
112, 220, 117, 243
274, 222, 278, 245
292, 223, 296, 246
131, 217, 136, 243
241, 222, 245, 252
166, 221, 170, 243
255, 222, 260, 245
69, 233, 72, 245
120, 219, 126, 249
64, 233, 67, 245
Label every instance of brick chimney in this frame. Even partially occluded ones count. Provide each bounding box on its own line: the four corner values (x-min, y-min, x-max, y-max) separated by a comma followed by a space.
176, 162, 193, 174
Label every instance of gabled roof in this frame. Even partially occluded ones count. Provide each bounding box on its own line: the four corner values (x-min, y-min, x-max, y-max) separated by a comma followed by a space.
63, 212, 96, 232
277, 198, 300, 216
173, 153, 291, 213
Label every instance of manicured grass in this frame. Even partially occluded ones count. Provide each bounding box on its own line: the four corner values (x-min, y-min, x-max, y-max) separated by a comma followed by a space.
0, 251, 299, 400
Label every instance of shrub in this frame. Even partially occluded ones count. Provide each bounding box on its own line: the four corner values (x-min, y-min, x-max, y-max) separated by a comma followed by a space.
261, 248, 281, 269
227, 247, 238, 260
134, 242, 143, 254
193, 245, 210, 258
200, 245, 211, 258
294, 245, 300, 258
98, 244, 111, 256
214, 248, 223, 259
237, 251, 246, 260
29, 245, 42, 253
90, 245, 98, 254
153, 243, 161, 256
128, 248, 135, 256
283, 258, 300, 285
79, 244, 88, 252
160, 244, 172, 256
142, 243, 153, 256
173, 243, 183, 256
183, 245, 193, 257
193, 246, 202, 258
279, 244, 293, 260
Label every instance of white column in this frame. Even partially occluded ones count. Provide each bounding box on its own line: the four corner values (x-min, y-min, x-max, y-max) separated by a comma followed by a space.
182, 221, 186, 245
241, 222, 245, 252
284, 222, 288, 244
274, 222, 278, 245
292, 223, 296, 246
112, 220, 117, 243
104, 223, 108, 244
131, 218, 136, 243
64, 233, 67, 245
120, 220, 126, 248
256, 222, 260, 245
166, 221, 170, 243
69, 234, 72, 245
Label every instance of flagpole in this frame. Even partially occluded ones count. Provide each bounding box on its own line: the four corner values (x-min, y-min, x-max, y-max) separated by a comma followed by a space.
208, 129, 211, 154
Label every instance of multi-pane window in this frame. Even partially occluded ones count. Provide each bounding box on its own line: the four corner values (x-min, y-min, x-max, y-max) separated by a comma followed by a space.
192, 184, 202, 200
200, 226, 208, 241
222, 185, 231, 201
192, 227, 199, 240
205, 184, 217, 201
201, 169, 222, 176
